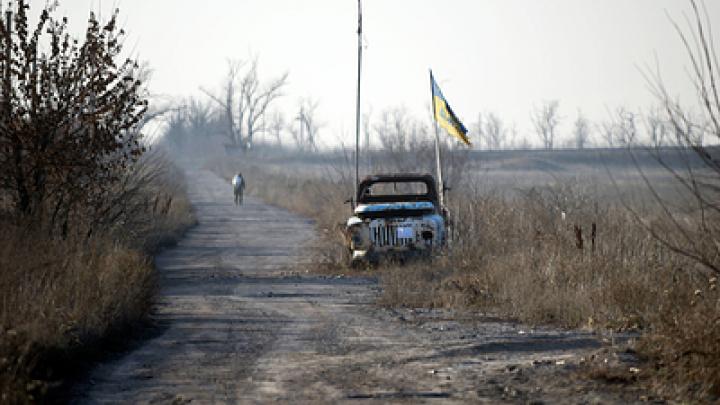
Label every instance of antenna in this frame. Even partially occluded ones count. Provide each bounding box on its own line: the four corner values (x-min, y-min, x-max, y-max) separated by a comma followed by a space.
354, 0, 362, 205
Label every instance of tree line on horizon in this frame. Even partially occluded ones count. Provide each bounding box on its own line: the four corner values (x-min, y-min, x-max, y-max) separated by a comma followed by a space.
157, 63, 691, 154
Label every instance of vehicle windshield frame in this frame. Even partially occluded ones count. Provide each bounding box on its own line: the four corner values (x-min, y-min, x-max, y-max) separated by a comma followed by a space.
356, 174, 439, 205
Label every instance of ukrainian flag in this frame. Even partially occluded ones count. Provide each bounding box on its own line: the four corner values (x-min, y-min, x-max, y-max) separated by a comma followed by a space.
430, 70, 470, 146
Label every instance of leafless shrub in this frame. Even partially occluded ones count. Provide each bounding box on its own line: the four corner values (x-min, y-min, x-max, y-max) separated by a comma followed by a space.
0, 0, 148, 236
618, 0, 720, 398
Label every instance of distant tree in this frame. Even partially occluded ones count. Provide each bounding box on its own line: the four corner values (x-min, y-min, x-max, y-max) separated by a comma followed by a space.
508, 122, 518, 149
203, 57, 287, 150
374, 107, 433, 172
573, 111, 591, 149
203, 60, 242, 147
0, 1, 147, 233
376, 107, 410, 155
644, 106, 669, 148
268, 110, 285, 147
614, 107, 638, 146
483, 112, 505, 150
163, 109, 189, 149
290, 98, 321, 152
531, 100, 560, 149
362, 109, 373, 170
473, 113, 485, 149
186, 97, 214, 137
241, 58, 288, 149
518, 137, 532, 150
599, 120, 615, 148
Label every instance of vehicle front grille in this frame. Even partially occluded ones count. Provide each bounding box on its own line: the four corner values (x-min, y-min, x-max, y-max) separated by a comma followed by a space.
370, 223, 414, 247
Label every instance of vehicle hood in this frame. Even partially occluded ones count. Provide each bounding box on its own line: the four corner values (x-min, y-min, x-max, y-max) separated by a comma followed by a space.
354, 201, 435, 214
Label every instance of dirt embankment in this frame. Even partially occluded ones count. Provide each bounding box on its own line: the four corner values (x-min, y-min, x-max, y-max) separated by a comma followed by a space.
73, 169, 654, 404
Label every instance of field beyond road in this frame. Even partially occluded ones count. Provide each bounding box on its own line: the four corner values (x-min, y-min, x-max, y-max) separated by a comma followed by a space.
73, 167, 653, 403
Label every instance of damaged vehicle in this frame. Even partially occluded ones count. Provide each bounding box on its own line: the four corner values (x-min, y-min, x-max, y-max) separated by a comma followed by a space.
345, 174, 446, 265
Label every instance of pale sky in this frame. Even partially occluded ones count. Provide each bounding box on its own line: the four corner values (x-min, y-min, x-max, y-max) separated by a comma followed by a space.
53, 0, 720, 148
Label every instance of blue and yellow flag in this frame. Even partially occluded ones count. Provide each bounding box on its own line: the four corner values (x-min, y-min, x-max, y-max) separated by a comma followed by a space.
430, 71, 470, 146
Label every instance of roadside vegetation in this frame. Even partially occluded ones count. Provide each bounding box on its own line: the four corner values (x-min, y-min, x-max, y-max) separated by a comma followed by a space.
209, 147, 718, 401
199, 2, 720, 400
0, 2, 194, 402
140, 0, 720, 401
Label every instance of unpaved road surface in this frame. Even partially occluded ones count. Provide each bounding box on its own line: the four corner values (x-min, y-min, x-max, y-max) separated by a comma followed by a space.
74, 169, 651, 404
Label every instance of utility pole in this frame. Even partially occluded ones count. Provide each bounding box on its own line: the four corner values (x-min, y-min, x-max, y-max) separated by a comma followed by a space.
354, 0, 362, 203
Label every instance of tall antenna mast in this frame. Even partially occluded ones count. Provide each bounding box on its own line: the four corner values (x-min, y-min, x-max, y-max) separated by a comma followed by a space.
354, 0, 362, 203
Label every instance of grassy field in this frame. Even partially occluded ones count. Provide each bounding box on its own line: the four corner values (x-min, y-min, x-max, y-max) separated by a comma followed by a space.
209, 146, 720, 401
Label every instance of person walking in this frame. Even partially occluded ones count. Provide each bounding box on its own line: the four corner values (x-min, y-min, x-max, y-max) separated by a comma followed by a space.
232, 172, 245, 205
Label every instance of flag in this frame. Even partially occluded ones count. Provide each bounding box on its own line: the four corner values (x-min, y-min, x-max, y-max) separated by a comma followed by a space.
430, 71, 470, 146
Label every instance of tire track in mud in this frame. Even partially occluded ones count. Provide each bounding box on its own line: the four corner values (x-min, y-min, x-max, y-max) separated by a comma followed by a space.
74, 169, 649, 404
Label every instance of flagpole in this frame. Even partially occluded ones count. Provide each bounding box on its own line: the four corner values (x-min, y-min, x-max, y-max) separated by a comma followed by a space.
433, 120, 446, 212
354, 0, 362, 204
430, 70, 446, 214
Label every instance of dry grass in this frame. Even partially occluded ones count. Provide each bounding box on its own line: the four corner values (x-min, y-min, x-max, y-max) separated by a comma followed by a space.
0, 157, 195, 403
0, 230, 154, 402
209, 152, 719, 402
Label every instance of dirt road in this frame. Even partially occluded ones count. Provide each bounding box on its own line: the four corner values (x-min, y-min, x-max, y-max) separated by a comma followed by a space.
74, 169, 649, 404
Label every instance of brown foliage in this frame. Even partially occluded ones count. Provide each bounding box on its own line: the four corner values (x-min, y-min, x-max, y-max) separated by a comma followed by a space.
0, 0, 148, 234
0, 3, 195, 402
0, 159, 194, 402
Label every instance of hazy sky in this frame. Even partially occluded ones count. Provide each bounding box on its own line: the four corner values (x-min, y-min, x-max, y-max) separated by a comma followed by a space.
54, 0, 720, 148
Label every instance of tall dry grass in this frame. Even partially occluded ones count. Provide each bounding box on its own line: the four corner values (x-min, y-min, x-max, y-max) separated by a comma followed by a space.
0, 156, 195, 403
209, 153, 719, 401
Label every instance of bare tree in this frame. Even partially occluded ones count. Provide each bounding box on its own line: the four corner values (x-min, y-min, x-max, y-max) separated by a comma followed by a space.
186, 97, 214, 137
268, 110, 285, 147
635, 0, 720, 276
483, 112, 505, 150
202, 60, 243, 147
473, 113, 485, 149
372, 106, 438, 174
362, 108, 373, 170
163, 108, 189, 149
290, 98, 321, 152
573, 111, 591, 149
376, 107, 410, 155
203, 57, 287, 151
598, 120, 615, 148
241, 59, 288, 149
508, 122, 518, 149
531, 100, 561, 149
644, 106, 669, 148
614, 107, 638, 146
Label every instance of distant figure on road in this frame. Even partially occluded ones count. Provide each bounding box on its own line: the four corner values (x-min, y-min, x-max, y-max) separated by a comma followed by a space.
232, 172, 245, 205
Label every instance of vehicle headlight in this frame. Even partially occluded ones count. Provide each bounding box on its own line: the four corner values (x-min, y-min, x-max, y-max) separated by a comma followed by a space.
348, 224, 369, 250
